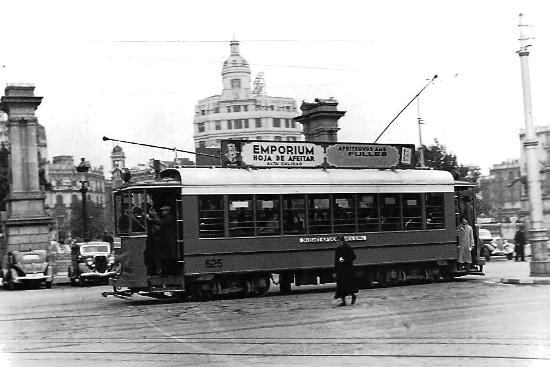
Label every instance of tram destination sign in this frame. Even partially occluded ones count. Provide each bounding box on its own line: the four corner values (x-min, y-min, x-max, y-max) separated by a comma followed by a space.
220, 140, 416, 169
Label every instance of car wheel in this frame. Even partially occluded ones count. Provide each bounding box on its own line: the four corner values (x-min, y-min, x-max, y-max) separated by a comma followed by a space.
507, 253, 514, 260
45, 281, 53, 289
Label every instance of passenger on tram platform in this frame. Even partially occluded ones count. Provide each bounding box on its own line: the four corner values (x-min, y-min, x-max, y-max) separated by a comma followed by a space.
147, 205, 177, 276
117, 206, 131, 234
457, 216, 474, 271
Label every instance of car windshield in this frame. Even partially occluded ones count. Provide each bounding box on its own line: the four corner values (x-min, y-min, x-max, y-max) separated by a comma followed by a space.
478, 229, 492, 239
81, 245, 109, 254
20, 254, 43, 263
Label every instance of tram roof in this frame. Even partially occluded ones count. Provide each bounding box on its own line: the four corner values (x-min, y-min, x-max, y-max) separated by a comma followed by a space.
119, 167, 458, 195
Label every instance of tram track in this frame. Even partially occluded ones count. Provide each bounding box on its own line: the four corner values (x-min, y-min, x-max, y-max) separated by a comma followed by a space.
4, 349, 550, 362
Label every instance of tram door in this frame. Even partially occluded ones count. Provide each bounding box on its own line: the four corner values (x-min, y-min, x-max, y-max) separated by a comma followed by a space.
454, 184, 482, 269
147, 188, 185, 290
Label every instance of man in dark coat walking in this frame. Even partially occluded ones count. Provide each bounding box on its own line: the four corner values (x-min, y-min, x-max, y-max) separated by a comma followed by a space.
334, 236, 358, 306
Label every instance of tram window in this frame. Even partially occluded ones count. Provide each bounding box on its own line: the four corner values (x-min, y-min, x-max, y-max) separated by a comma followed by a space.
228, 195, 254, 237
283, 195, 305, 235
381, 194, 402, 231
129, 191, 147, 234
308, 194, 331, 234
198, 196, 224, 238
116, 193, 130, 235
426, 193, 445, 229
256, 195, 281, 236
333, 194, 356, 233
402, 193, 423, 231
357, 194, 379, 232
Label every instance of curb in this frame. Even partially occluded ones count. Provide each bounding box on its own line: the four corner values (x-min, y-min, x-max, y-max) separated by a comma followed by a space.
500, 278, 550, 285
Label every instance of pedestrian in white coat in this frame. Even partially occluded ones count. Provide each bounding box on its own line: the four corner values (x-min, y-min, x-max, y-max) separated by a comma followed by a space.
457, 217, 474, 270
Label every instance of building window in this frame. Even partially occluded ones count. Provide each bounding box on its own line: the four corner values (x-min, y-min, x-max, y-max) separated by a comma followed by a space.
234, 119, 243, 129
256, 136, 262, 140
215, 121, 221, 130
201, 109, 206, 115
285, 119, 290, 128
273, 118, 281, 128
274, 136, 282, 141
244, 119, 249, 128
198, 122, 205, 133
227, 120, 232, 129
226, 106, 231, 113
233, 105, 241, 112
214, 107, 219, 113
243, 105, 248, 112
291, 120, 296, 128
286, 137, 292, 141
269, 105, 274, 111
231, 79, 241, 89
255, 118, 262, 128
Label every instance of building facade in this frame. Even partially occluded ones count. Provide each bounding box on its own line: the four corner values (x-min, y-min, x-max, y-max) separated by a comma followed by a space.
193, 39, 301, 148
479, 159, 523, 223
46, 155, 106, 241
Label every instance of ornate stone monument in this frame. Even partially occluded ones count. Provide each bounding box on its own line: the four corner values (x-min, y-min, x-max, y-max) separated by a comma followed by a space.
0, 84, 51, 253
294, 98, 346, 142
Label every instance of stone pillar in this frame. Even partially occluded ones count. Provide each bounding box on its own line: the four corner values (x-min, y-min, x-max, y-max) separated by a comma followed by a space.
0, 84, 52, 253
517, 14, 550, 276
293, 98, 346, 142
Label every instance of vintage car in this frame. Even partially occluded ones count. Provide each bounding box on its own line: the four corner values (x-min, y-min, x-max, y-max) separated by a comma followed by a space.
479, 229, 514, 261
1, 249, 53, 290
68, 241, 115, 285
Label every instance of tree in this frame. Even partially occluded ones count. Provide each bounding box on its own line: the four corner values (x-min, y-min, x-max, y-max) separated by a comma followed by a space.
69, 199, 105, 240
423, 139, 480, 183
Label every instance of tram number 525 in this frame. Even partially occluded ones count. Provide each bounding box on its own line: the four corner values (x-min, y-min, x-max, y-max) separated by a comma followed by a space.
205, 258, 223, 268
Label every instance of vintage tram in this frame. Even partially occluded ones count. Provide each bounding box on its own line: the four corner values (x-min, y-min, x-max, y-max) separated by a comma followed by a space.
105, 158, 482, 300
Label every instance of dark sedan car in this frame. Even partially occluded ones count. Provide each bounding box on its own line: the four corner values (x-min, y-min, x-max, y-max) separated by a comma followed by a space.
1, 249, 53, 290
68, 241, 115, 285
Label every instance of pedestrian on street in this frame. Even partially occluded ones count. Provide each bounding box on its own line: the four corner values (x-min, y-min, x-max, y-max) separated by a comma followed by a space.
102, 231, 114, 245
514, 225, 527, 262
457, 216, 474, 271
334, 236, 358, 306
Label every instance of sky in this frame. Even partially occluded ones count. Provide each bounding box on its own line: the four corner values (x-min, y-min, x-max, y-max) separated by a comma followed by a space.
0, 0, 547, 176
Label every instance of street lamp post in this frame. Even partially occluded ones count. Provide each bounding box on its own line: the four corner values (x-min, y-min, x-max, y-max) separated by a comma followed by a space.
518, 14, 550, 276
76, 158, 90, 241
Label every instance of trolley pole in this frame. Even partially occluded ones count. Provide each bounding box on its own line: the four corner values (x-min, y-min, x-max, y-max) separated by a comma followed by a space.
517, 13, 550, 276
417, 97, 425, 167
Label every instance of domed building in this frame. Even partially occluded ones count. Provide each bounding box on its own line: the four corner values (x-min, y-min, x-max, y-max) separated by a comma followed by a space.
193, 39, 301, 148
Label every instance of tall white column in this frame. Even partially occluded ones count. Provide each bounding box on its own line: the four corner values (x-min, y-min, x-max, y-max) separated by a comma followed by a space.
518, 13, 550, 276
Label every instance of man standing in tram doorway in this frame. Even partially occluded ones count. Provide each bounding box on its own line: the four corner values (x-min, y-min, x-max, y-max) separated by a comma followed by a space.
334, 236, 358, 306
457, 217, 474, 271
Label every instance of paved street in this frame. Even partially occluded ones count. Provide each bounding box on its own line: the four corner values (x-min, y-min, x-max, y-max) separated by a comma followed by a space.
1, 260, 549, 367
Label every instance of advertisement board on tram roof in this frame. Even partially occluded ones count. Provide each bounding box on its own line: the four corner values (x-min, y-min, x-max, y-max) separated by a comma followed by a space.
220, 140, 416, 169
